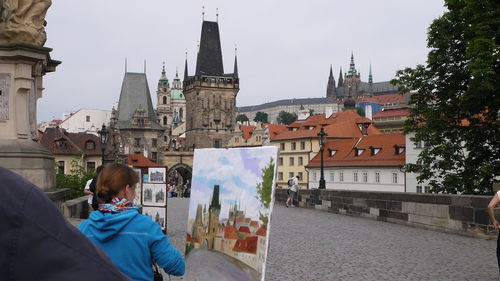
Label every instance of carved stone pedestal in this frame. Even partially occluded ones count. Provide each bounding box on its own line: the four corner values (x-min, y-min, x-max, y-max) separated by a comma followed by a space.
0, 43, 60, 191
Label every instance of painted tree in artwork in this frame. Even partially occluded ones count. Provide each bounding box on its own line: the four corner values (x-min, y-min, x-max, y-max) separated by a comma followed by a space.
256, 157, 275, 227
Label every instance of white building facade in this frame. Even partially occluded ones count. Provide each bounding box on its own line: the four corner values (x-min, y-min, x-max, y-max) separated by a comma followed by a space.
60, 109, 111, 135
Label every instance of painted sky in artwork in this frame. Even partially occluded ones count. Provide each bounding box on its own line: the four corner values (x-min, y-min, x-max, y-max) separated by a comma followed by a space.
188, 147, 278, 222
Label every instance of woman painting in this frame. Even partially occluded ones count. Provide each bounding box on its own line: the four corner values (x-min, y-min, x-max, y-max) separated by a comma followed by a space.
78, 163, 185, 280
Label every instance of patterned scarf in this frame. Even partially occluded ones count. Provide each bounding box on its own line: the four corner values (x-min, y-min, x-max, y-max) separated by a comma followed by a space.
98, 197, 135, 213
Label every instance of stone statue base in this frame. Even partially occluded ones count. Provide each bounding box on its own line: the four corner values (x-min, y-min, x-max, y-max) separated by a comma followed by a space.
0, 43, 60, 192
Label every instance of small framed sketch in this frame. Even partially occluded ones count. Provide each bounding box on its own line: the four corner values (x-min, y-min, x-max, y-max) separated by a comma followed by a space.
142, 183, 166, 207
143, 206, 166, 231
149, 167, 166, 183
132, 168, 142, 205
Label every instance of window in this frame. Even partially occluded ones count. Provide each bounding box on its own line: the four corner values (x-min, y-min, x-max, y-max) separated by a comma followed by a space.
298, 172, 303, 181
180, 108, 183, 119
57, 161, 65, 174
151, 152, 157, 162
375, 172, 380, 183
300, 141, 305, 150
298, 157, 303, 166
363, 172, 368, 183
353, 172, 358, 182
424, 186, 430, 193
280, 143, 285, 150
235, 137, 239, 143
371, 148, 381, 155
416, 186, 422, 193
339, 172, 344, 182
278, 172, 283, 180
86, 116, 90, 122
329, 172, 334, 182
291, 142, 296, 150
355, 148, 365, 156
214, 139, 222, 148
329, 149, 336, 157
164, 135, 168, 142
312, 172, 317, 181
289, 157, 294, 166
278, 157, 283, 166
85, 141, 95, 150
86, 161, 95, 172
134, 151, 141, 154
163, 116, 168, 125
392, 172, 398, 183
289, 172, 294, 179
152, 138, 157, 146
134, 138, 140, 146
163, 96, 167, 104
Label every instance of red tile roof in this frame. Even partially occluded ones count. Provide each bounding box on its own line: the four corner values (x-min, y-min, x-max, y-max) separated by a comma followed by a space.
239, 125, 256, 139
263, 124, 288, 140
250, 221, 259, 227
40, 127, 102, 156
307, 133, 406, 168
358, 97, 379, 103
273, 111, 380, 141
373, 108, 410, 118
186, 233, 192, 242
244, 218, 251, 223
232, 236, 258, 254
127, 154, 162, 167
373, 94, 405, 105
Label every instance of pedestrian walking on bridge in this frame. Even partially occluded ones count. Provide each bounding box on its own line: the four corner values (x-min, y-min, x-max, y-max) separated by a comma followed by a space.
286, 175, 300, 207
487, 191, 500, 273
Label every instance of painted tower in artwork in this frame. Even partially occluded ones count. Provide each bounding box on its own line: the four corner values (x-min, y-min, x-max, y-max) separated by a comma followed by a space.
183, 20, 239, 149
207, 184, 221, 248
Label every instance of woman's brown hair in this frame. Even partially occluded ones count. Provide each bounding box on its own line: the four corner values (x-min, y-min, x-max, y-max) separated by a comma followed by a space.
96, 163, 139, 203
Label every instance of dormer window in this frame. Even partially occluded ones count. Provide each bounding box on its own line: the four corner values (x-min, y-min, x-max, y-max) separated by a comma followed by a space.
85, 140, 95, 150
354, 148, 365, 156
328, 149, 337, 157
394, 145, 405, 155
370, 147, 381, 156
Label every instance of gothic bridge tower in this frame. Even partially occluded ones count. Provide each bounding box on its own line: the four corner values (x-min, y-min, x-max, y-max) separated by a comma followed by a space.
183, 20, 239, 149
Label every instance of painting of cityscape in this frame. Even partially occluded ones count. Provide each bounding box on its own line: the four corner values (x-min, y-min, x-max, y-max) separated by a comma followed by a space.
142, 183, 166, 207
185, 147, 278, 281
143, 206, 166, 230
149, 167, 166, 183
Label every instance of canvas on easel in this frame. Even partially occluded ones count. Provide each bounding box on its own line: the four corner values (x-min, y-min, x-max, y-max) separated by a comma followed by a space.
184, 146, 278, 281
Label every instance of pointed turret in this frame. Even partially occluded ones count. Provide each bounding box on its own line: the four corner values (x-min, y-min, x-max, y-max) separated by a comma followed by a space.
158, 62, 169, 88
195, 21, 224, 76
233, 54, 238, 78
183, 57, 189, 80
326, 64, 336, 98
210, 184, 221, 210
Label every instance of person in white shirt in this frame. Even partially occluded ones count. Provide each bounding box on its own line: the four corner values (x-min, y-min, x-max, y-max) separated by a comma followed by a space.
286, 175, 300, 207
487, 191, 500, 272
83, 178, 94, 207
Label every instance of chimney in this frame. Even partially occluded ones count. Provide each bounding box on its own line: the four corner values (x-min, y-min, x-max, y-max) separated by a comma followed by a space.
365, 104, 373, 120
297, 109, 310, 121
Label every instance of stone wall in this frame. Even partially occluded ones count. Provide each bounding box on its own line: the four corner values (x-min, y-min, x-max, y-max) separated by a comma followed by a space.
61, 195, 89, 219
275, 189, 496, 238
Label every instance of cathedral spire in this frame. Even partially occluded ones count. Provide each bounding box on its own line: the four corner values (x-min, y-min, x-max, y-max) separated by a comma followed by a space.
329, 64, 333, 78
326, 64, 336, 98
338, 67, 344, 88
369, 64, 373, 83
348, 52, 357, 76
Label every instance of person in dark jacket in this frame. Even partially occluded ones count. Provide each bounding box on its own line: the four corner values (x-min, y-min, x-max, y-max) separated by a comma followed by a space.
78, 163, 185, 280
0, 167, 131, 281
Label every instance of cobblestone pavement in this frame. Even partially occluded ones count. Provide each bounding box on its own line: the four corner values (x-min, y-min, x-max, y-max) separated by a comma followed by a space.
165, 198, 499, 281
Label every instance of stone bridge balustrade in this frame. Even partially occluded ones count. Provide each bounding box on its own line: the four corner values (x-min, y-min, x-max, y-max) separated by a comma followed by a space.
275, 188, 497, 238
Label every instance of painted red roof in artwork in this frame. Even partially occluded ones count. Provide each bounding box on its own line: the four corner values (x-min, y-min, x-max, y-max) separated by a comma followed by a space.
232, 236, 258, 254
250, 221, 259, 228
238, 226, 251, 234
307, 133, 405, 168
186, 233, 192, 242
373, 108, 410, 118
224, 225, 239, 239
255, 227, 267, 236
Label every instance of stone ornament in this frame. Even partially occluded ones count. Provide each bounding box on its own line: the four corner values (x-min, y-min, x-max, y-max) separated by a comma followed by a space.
0, 0, 52, 46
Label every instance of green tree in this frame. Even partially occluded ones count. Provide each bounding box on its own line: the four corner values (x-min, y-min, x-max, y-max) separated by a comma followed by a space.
309, 109, 315, 116
277, 111, 298, 125
393, 0, 499, 194
236, 114, 249, 123
56, 160, 94, 199
253, 111, 269, 123
256, 157, 275, 226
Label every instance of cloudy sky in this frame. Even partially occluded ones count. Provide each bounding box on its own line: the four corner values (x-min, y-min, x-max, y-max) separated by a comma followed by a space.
39, 0, 446, 122
188, 147, 278, 222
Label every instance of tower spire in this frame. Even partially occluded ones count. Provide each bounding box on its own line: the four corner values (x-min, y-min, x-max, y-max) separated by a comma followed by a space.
202, 6, 205, 21
348, 52, 357, 76
125, 58, 127, 72
329, 64, 333, 78
216, 8, 219, 22
326, 64, 336, 98
338, 67, 344, 88
233, 45, 238, 78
